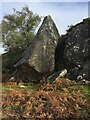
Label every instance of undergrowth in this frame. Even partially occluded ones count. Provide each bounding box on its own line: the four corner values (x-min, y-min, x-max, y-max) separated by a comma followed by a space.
2, 78, 90, 120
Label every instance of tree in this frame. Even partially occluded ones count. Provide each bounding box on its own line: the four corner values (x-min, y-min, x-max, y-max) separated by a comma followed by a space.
2, 6, 41, 51
2, 6, 41, 74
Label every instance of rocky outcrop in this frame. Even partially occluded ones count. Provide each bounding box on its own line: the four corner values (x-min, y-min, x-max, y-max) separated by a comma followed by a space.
14, 15, 60, 82
14, 16, 89, 82
55, 18, 90, 80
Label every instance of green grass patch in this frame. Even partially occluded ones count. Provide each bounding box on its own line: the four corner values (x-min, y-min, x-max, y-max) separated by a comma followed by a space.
68, 84, 90, 99
23, 83, 39, 91
2, 86, 14, 92
2, 83, 39, 94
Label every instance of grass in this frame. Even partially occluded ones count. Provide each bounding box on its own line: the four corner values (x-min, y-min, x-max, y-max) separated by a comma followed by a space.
2, 81, 90, 97
77, 85, 90, 100
68, 84, 90, 100
2, 82, 38, 91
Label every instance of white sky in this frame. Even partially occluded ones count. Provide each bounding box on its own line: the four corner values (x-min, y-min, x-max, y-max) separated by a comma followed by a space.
0, 0, 89, 2
0, 0, 89, 54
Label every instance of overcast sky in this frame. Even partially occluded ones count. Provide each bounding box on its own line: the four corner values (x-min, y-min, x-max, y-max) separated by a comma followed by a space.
0, 0, 89, 54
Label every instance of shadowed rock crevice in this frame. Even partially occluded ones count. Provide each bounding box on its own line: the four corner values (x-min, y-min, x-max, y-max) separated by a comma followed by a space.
55, 35, 67, 71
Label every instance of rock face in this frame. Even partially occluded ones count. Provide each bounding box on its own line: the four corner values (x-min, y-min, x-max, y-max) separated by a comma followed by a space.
55, 35, 67, 71
55, 18, 90, 80
79, 60, 90, 80
14, 16, 89, 82
14, 15, 60, 82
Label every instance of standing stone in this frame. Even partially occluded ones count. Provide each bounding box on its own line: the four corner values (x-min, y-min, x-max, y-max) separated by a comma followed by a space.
14, 15, 60, 82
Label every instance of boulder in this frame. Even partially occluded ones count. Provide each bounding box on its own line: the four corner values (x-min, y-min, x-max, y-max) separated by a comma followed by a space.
14, 15, 60, 82
46, 69, 67, 84
79, 60, 90, 80
55, 18, 90, 80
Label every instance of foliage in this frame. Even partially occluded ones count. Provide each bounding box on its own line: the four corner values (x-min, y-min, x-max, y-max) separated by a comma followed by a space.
2, 49, 22, 74
2, 79, 90, 119
2, 6, 41, 73
2, 6, 41, 51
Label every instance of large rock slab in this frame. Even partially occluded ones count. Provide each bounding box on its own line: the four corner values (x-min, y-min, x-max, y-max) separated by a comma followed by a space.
14, 15, 60, 81
55, 18, 90, 80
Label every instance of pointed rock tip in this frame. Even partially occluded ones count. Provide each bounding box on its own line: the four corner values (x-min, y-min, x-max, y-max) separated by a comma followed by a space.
44, 15, 52, 20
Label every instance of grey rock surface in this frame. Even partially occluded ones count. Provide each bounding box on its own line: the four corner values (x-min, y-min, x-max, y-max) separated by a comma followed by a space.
14, 15, 60, 81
